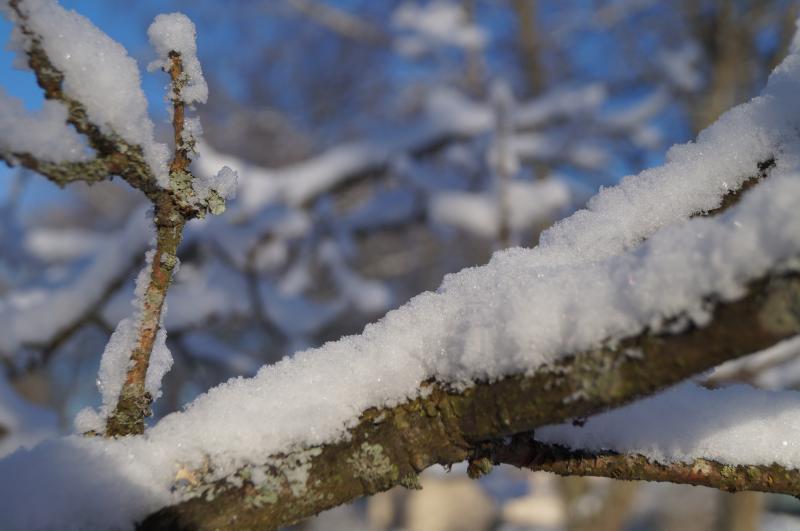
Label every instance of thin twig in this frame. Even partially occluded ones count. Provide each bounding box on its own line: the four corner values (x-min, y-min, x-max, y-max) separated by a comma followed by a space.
478, 436, 800, 497
105, 49, 195, 436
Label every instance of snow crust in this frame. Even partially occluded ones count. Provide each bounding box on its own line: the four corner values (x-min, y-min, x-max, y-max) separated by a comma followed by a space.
147, 13, 208, 105
537, 382, 800, 469
5, 0, 170, 184
0, 90, 87, 162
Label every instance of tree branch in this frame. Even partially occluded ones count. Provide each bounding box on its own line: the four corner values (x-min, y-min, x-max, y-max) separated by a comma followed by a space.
0, 152, 113, 186
5, 0, 213, 218
6, 0, 163, 200
107, 46, 197, 436
479, 436, 800, 497
140, 271, 800, 530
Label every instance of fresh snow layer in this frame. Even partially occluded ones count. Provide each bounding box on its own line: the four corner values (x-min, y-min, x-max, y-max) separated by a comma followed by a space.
537, 382, 800, 469
0, 91, 88, 162
147, 13, 208, 105
5, 0, 170, 183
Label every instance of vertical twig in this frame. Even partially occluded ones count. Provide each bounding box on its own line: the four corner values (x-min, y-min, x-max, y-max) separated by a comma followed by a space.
106, 51, 192, 437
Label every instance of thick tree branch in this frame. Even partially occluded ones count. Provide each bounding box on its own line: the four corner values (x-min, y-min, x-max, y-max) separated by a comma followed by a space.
140, 270, 800, 530
479, 436, 800, 497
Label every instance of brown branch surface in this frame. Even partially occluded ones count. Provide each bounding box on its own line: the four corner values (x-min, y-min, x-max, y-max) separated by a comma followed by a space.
481, 436, 800, 497
168, 51, 192, 175
140, 271, 800, 530
105, 213, 185, 436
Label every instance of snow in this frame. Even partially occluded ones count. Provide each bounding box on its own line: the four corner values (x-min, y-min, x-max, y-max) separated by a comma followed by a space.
5, 0, 171, 184
517, 50, 800, 268
708, 336, 800, 390
514, 84, 606, 128
0, 91, 88, 162
536, 382, 800, 469
24, 227, 106, 261
319, 240, 392, 314
430, 191, 499, 239
603, 89, 670, 130
193, 165, 238, 202
147, 13, 208, 106
658, 44, 702, 92
73, 317, 139, 433
190, 81, 628, 222
145, 327, 172, 401
192, 96, 487, 216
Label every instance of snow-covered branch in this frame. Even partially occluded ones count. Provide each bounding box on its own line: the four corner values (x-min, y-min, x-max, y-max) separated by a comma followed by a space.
141, 268, 800, 529
481, 436, 800, 499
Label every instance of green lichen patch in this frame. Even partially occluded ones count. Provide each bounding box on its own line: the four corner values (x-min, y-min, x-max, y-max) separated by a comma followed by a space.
347, 442, 399, 488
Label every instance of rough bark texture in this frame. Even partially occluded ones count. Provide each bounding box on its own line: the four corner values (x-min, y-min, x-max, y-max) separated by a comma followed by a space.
140, 272, 800, 530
